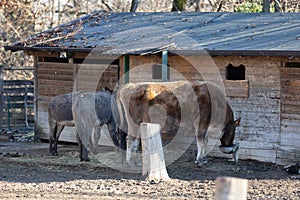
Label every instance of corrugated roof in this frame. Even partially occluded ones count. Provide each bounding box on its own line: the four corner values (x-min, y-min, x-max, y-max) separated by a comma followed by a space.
5, 11, 300, 56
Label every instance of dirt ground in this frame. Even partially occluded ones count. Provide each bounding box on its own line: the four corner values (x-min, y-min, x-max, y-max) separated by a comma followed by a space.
0, 140, 299, 200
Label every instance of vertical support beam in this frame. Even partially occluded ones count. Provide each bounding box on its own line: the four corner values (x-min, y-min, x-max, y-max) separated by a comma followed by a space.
124, 55, 130, 84
33, 55, 39, 142
0, 66, 3, 129
162, 50, 168, 82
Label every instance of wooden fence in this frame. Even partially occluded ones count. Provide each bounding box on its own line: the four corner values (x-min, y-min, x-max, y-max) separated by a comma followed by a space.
0, 66, 34, 130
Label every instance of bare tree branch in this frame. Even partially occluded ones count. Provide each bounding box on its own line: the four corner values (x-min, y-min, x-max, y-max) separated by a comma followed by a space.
102, 0, 113, 12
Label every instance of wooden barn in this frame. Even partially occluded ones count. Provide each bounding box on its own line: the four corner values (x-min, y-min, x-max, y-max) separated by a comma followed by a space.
5, 11, 300, 165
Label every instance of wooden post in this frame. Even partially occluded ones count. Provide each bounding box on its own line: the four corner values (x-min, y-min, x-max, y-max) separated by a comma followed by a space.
141, 123, 170, 183
124, 55, 130, 84
0, 66, 3, 129
33, 56, 39, 142
162, 50, 168, 82
215, 177, 248, 200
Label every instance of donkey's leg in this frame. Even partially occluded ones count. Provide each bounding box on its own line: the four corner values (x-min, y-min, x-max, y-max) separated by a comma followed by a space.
49, 119, 57, 155
126, 135, 140, 167
195, 128, 208, 166
107, 118, 119, 148
76, 133, 90, 162
118, 129, 127, 164
90, 125, 101, 153
126, 123, 140, 167
52, 124, 64, 156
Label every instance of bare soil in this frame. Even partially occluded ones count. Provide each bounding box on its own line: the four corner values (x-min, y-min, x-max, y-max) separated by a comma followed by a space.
0, 140, 299, 200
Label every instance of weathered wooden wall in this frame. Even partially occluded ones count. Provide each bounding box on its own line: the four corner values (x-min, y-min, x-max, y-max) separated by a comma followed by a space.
119, 54, 300, 165
210, 56, 282, 164
279, 66, 300, 164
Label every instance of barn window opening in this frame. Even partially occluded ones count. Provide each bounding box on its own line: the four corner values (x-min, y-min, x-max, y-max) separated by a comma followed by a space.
226, 64, 245, 80
152, 64, 170, 80
38, 57, 68, 63
73, 58, 119, 65
285, 62, 300, 68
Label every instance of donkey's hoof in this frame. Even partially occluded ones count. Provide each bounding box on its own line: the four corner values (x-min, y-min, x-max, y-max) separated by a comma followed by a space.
80, 158, 90, 162
196, 157, 208, 166
50, 152, 58, 156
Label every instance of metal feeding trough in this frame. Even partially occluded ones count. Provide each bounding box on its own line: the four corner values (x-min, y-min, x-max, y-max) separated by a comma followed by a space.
219, 143, 239, 163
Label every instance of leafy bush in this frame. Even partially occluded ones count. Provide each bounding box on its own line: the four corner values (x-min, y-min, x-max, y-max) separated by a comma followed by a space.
234, 1, 263, 13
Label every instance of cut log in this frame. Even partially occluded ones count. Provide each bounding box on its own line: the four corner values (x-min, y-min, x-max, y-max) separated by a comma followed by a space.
141, 123, 170, 183
215, 176, 248, 200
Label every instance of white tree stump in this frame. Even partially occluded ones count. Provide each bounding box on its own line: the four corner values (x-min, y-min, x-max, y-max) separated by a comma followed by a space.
215, 176, 248, 200
141, 123, 170, 183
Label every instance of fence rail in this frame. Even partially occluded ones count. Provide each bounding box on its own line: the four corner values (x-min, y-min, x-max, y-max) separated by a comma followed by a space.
0, 66, 34, 130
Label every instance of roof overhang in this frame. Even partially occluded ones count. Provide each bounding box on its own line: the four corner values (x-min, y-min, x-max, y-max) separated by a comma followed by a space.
5, 45, 300, 58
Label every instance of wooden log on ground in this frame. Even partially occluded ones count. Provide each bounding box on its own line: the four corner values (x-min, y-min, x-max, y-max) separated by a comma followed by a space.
215, 176, 248, 200
141, 123, 170, 183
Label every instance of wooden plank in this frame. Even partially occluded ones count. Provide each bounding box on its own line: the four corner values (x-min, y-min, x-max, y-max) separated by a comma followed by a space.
235, 132, 280, 143
38, 87, 73, 96
208, 147, 276, 163
281, 67, 300, 74
276, 150, 300, 165
2, 103, 27, 109
38, 79, 74, 87
2, 95, 30, 102
223, 80, 249, 98
281, 106, 300, 114
281, 118, 300, 127
281, 113, 300, 120
3, 80, 34, 86
280, 134, 300, 147
281, 95, 300, 102
38, 62, 76, 70
281, 74, 300, 80
37, 68, 74, 76
281, 126, 300, 134
3, 87, 34, 94
38, 74, 74, 81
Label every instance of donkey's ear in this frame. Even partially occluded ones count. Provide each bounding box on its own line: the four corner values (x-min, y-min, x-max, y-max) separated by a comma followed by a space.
234, 118, 241, 127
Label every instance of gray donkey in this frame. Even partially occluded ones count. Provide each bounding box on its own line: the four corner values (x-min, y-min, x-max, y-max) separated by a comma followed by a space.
48, 90, 120, 161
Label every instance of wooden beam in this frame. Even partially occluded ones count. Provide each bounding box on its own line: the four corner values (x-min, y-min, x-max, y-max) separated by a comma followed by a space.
33, 56, 39, 142
162, 50, 168, 82
124, 55, 130, 83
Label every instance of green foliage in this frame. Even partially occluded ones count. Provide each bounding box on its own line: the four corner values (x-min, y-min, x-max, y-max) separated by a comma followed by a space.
172, 0, 188, 12
234, 1, 263, 13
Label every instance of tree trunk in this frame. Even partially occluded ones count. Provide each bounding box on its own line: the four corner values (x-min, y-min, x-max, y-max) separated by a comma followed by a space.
130, 0, 139, 12
274, 0, 281, 12
263, 0, 270, 12
195, 0, 201, 12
